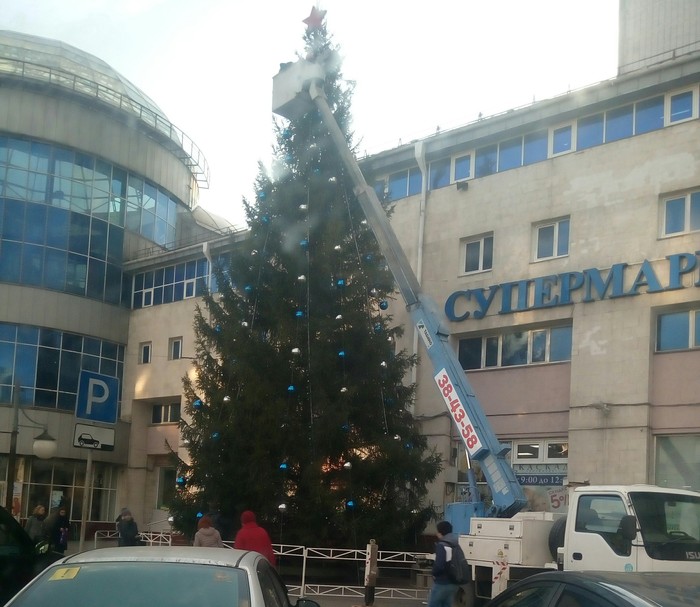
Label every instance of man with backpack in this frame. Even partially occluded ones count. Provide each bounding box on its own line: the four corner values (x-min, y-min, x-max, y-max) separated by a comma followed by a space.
430, 520, 468, 607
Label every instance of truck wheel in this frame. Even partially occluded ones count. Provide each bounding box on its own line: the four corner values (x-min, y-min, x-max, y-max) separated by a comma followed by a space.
454, 583, 476, 607
548, 516, 567, 560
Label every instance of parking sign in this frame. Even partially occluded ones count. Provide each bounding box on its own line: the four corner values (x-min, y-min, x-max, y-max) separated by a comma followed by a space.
76, 371, 119, 424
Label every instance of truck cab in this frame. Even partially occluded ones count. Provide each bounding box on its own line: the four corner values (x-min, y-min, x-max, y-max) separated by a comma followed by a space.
563, 485, 700, 573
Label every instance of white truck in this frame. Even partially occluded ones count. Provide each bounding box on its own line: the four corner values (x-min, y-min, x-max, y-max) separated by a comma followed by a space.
463, 484, 700, 604
270, 35, 700, 607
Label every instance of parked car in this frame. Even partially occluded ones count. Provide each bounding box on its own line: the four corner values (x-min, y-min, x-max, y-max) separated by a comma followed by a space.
3, 546, 322, 607
0, 506, 62, 605
483, 570, 700, 607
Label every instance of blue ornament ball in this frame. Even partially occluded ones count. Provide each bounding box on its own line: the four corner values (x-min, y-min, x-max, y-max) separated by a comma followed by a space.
374, 323, 383, 333
379, 300, 389, 310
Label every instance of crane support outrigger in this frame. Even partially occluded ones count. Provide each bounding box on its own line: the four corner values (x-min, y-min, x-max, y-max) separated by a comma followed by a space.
272, 58, 527, 520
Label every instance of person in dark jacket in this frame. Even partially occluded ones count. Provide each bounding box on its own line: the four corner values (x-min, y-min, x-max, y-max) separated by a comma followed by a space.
46, 506, 70, 554
116, 508, 140, 546
429, 520, 459, 607
233, 510, 276, 566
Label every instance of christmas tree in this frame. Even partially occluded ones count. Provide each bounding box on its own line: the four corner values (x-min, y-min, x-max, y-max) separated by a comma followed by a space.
171, 8, 441, 549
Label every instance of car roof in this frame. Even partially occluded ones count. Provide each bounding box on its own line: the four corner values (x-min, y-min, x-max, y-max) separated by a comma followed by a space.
58, 546, 262, 569
511, 571, 700, 606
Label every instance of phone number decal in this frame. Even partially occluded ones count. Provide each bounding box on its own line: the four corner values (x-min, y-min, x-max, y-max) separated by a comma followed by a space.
434, 369, 482, 457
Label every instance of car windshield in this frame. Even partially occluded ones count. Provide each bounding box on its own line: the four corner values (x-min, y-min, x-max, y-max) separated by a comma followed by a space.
11, 561, 251, 607
630, 491, 700, 561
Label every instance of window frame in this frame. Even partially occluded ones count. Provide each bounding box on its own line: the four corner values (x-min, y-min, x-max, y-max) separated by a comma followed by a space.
659, 190, 700, 237
458, 325, 573, 370
550, 122, 575, 156
169, 337, 182, 361
656, 308, 698, 352
533, 217, 570, 261
512, 439, 569, 464
460, 232, 494, 275
666, 88, 696, 124
139, 341, 152, 364
151, 402, 181, 424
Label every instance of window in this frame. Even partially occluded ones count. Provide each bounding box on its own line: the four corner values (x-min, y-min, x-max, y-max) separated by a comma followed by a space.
512, 440, 568, 464
661, 191, 700, 236
139, 342, 151, 364
152, 402, 180, 424
656, 435, 700, 491
669, 90, 694, 123
577, 113, 604, 150
656, 309, 698, 351
605, 105, 633, 142
635, 95, 664, 134
523, 131, 548, 165
498, 137, 522, 171
407, 168, 422, 196
428, 158, 450, 190
388, 172, 407, 201
462, 233, 493, 274
475, 145, 497, 178
458, 325, 572, 369
454, 154, 471, 181
534, 217, 569, 260
169, 337, 182, 361
387, 167, 422, 199
552, 125, 573, 154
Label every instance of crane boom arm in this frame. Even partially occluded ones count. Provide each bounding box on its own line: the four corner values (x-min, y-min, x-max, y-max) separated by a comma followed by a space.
272, 60, 526, 517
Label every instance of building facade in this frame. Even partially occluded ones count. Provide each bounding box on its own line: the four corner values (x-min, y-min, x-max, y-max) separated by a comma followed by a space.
0, 30, 235, 531
361, 0, 700, 515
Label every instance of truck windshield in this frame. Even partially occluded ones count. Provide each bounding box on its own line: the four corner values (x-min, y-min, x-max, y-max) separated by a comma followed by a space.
630, 491, 700, 561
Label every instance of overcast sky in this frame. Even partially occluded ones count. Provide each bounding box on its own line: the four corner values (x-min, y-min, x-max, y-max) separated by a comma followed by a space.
1, 1, 619, 228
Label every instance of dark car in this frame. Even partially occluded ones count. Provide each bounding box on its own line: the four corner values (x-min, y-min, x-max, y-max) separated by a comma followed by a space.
0, 506, 63, 605
4, 546, 322, 607
484, 570, 700, 607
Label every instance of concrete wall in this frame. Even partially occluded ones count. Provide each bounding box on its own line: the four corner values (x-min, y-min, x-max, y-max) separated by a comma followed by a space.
619, 0, 700, 75
384, 103, 700, 511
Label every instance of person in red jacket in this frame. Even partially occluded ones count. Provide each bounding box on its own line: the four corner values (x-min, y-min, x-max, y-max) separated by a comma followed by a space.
233, 510, 276, 566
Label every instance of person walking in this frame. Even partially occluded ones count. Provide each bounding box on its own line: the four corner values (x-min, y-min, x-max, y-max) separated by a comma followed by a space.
24, 504, 48, 544
47, 506, 70, 554
233, 510, 276, 566
116, 508, 140, 546
193, 515, 224, 547
429, 521, 460, 607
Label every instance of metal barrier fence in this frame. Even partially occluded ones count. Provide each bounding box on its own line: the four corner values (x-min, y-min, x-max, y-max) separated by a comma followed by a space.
94, 530, 172, 547
92, 532, 429, 600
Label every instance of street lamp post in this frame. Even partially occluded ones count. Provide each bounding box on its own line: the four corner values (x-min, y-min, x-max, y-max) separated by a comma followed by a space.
4, 384, 58, 513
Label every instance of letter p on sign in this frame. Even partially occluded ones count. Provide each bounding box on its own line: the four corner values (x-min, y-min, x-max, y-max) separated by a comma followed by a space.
76, 371, 119, 424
